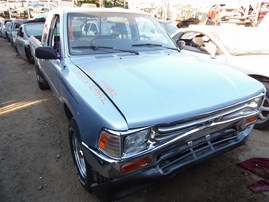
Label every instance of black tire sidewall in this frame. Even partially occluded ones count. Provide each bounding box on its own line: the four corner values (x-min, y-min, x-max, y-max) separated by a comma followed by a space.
35, 65, 50, 90
25, 47, 34, 64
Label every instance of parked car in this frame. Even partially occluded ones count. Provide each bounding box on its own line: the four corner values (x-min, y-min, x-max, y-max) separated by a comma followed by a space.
3, 20, 12, 40
171, 25, 269, 130
15, 19, 45, 63
8, 19, 26, 47
33, 7, 265, 201
0, 19, 11, 38
5, 21, 13, 41
0, 19, 3, 37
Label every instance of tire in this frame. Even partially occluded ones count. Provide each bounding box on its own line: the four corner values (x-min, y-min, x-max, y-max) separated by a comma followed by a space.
254, 86, 269, 130
35, 64, 50, 90
68, 118, 93, 191
14, 45, 18, 53
68, 118, 110, 192
25, 47, 34, 64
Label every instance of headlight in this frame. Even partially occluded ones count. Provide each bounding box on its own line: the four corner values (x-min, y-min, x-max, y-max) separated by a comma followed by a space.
249, 96, 264, 108
241, 96, 264, 115
123, 129, 150, 156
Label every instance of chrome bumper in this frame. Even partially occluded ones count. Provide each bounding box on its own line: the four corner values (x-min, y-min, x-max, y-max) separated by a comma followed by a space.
82, 121, 254, 179
83, 125, 253, 201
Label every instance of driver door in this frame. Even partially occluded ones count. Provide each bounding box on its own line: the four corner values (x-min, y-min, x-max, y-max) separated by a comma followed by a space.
39, 15, 61, 96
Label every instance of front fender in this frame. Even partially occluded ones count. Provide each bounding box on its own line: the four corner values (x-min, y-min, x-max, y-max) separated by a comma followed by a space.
58, 60, 128, 149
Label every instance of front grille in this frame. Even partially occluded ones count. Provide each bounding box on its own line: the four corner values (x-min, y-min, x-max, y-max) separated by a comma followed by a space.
150, 98, 259, 175
156, 101, 248, 136
157, 128, 240, 174
154, 99, 254, 143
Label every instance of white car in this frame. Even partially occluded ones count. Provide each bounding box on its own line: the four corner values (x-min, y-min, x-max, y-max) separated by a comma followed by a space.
171, 25, 269, 130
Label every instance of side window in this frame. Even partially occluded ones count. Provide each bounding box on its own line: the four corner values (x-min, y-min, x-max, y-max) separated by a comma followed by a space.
90, 23, 98, 34
48, 15, 60, 54
181, 32, 222, 55
17, 27, 23, 37
15, 23, 21, 29
41, 23, 48, 44
41, 13, 53, 45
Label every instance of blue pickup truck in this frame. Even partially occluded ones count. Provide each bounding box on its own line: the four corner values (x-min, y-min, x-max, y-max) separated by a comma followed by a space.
32, 7, 265, 200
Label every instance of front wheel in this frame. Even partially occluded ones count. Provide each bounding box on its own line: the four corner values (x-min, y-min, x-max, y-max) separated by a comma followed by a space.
69, 118, 93, 191
25, 47, 34, 64
35, 64, 50, 90
255, 85, 269, 130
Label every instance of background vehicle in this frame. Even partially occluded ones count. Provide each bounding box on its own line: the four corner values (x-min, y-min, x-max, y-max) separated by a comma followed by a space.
5, 21, 13, 41
15, 19, 44, 63
172, 25, 269, 130
8, 20, 26, 47
0, 19, 11, 38
3, 21, 11, 40
33, 7, 265, 201
0, 19, 4, 37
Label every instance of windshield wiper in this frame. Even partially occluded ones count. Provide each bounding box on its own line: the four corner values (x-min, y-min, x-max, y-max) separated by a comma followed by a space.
132, 43, 163, 47
162, 46, 181, 52
72, 45, 139, 55
132, 43, 180, 52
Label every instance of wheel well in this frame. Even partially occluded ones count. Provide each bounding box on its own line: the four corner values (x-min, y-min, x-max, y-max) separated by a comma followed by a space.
249, 75, 269, 84
64, 104, 73, 120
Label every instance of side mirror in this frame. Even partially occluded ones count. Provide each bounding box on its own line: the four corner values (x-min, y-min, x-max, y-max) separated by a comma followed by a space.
36, 47, 58, 59
176, 40, 185, 50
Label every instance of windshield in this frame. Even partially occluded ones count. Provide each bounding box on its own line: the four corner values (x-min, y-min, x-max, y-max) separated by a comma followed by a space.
67, 12, 176, 55
212, 28, 269, 55
25, 23, 44, 37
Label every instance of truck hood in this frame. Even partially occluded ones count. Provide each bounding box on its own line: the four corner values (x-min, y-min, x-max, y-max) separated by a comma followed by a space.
227, 55, 269, 78
71, 51, 264, 128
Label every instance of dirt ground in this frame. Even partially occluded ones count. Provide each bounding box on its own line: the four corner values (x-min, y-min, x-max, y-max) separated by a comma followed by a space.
0, 37, 268, 202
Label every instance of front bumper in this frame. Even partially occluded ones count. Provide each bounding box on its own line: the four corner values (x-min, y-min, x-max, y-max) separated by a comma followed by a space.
82, 125, 253, 201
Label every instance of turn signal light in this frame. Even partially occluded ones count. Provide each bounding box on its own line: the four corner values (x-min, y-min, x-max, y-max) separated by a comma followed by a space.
98, 131, 121, 158
99, 132, 109, 149
121, 157, 148, 175
246, 115, 258, 126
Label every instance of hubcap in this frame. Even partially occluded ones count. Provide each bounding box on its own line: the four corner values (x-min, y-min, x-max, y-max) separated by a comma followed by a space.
72, 135, 87, 178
